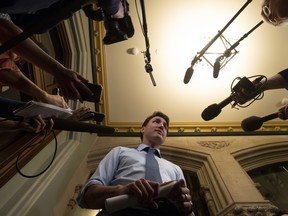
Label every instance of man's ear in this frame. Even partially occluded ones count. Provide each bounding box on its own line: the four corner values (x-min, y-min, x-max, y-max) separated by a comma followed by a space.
140, 126, 145, 134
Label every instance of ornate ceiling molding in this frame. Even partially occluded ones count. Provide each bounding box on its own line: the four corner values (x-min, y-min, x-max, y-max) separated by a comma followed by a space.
92, 21, 288, 135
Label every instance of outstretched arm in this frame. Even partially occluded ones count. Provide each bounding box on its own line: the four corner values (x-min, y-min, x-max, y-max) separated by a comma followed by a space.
262, 69, 288, 91
0, 115, 53, 133
0, 18, 93, 101
0, 68, 68, 108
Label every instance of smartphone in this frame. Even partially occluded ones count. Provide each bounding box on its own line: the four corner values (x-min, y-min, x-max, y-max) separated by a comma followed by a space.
78, 82, 103, 103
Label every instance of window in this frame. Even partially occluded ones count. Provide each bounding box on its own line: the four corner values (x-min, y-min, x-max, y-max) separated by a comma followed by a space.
248, 161, 288, 211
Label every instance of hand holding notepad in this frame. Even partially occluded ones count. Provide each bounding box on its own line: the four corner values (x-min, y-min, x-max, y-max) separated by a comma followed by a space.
105, 181, 176, 213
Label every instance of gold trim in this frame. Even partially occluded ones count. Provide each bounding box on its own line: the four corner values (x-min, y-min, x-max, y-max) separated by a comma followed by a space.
97, 122, 288, 133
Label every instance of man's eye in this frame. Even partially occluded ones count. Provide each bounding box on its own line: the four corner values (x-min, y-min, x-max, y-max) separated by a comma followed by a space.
154, 119, 160, 123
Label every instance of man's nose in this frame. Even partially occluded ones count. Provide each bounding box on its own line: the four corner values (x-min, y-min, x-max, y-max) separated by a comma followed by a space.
158, 122, 165, 128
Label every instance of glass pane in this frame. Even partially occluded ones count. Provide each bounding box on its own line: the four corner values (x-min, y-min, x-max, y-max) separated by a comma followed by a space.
184, 171, 211, 216
248, 162, 288, 211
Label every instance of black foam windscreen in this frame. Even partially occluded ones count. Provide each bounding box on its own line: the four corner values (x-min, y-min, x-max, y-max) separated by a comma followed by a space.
241, 116, 263, 132
183, 67, 194, 84
241, 113, 278, 132
201, 104, 222, 121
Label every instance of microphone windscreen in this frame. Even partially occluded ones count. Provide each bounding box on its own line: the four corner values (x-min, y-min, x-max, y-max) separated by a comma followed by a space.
241, 116, 263, 132
213, 60, 221, 78
53, 118, 115, 134
184, 67, 194, 84
201, 104, 222, 121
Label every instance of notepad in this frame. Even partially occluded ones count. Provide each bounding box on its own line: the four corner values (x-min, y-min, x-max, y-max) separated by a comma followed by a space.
105, 181, 176, 213
13, 100, 73, 119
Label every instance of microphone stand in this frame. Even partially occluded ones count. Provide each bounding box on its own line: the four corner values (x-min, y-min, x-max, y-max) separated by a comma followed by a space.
140, 0, 156, 86
213, 20, 264, 78
184, 0, 252, 83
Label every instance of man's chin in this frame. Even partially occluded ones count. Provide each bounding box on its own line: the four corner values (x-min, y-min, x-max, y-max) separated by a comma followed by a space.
152, 135, 165, 144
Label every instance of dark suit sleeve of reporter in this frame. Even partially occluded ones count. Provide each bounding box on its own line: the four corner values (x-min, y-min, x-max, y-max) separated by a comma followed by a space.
0, 96, 25, 117
278, 68, 288, 88
11, 0, 73, 34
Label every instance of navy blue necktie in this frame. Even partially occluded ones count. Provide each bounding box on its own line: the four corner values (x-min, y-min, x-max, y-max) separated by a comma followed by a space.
145, 147, 162, 183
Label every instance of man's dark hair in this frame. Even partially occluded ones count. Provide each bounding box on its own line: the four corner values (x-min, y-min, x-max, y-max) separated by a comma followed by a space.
140, 111, 169, 141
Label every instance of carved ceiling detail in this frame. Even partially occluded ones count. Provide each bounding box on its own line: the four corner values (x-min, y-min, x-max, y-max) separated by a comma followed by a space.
197, 141, 230, 149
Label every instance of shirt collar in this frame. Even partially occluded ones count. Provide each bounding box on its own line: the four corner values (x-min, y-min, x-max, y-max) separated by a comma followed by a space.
137, 143, 161, 158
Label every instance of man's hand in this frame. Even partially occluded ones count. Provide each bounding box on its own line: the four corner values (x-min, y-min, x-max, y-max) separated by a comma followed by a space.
168, 179, 194, 216
122, 178, 160, 209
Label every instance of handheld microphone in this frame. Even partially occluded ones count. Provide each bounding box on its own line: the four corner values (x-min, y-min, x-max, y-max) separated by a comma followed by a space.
201, 96, 233, 121
52, 118, 115, 134
241, 112, 279, 132
201, 76, 266, 121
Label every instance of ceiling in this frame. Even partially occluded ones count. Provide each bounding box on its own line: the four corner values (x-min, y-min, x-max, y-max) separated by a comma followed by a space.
96, 0, 288, 133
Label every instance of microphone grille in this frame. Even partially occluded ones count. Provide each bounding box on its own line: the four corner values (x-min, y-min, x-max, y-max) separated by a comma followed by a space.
241, 116, 263, 132
213, 60, 221, 78
201, 104, 221, 121
184, 67, 194, 84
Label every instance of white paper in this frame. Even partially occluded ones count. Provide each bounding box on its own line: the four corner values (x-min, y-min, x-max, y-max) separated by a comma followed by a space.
105, 181, 176, 213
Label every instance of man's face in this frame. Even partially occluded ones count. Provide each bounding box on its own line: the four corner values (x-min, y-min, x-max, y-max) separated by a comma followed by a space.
262, 0, 288, 26
141, 116, 168, 146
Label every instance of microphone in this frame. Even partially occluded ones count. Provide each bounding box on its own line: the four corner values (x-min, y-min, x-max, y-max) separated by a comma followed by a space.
52, 118, 115, 134
201, 76, 266, 121
213, 57, 222, 79
201, 96, 233, 121
241, 112, 279, 132
183, 67, 194, 84
211, 21, 264, 80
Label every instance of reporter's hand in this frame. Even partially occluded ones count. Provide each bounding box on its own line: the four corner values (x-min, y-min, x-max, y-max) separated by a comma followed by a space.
70, 106, 93, 121
278, 105, 288, 120
39, 92, 69, 109
53, 67, 93, 102
20, 115, 54, 133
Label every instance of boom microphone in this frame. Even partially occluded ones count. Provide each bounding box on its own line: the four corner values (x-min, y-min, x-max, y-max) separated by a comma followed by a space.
241, 112, 279, 132
184, 67, 194, 84
212, 20, 263, 79
201, 96, 233, 121
183, 0, 253, 84
52, 118, 115, 134
213, 57, 221, 79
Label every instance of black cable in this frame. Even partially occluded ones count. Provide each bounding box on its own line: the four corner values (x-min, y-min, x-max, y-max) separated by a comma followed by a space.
16, 130, 58, 178
230, 75, 267, 109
